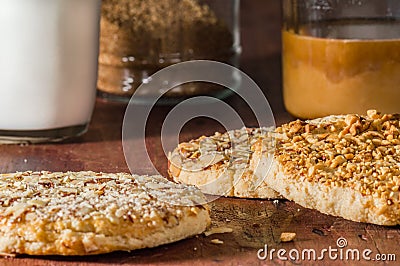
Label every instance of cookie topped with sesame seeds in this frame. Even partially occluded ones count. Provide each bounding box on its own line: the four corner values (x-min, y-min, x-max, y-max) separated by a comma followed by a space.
263, 110, 400, 225
0, 171, 210, 256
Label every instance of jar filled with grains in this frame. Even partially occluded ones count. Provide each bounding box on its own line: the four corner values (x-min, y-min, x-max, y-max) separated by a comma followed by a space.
97, 0, 240, 103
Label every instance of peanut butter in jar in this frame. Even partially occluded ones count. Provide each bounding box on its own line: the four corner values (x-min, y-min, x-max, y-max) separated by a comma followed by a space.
282, 0, 400, 119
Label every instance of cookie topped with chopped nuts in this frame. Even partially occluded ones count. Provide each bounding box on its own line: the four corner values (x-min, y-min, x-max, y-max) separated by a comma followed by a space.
263, 110, 400, 225
168, 127, 281, 198
0, 171, 210, 256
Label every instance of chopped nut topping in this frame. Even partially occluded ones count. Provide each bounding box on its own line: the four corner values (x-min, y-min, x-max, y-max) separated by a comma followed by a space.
0, 171, 208, 225
275, 110, 400, 207
169, 127, 275, 173
210, 238, 224, 244
280, 232, 296, 242
204, 226, 233, 236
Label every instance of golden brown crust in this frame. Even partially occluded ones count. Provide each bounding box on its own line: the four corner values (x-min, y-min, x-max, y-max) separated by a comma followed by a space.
0, 171, 210, 255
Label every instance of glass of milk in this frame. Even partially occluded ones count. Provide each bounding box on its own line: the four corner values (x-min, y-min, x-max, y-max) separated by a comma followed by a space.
0, 0, 101, 143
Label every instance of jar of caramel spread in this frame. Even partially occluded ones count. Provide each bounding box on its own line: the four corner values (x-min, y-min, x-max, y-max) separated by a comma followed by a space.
282, 0, 400, 119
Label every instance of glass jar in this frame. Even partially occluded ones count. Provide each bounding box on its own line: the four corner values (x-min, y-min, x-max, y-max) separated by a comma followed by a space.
282, 0, 400, 119
0, 0, 101, 143
97, 0, 240, 103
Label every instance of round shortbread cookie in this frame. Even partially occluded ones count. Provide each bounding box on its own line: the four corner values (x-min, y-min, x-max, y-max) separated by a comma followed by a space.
168, 128, 281, 199
262, 110, 400, 225
0, 171, 210, 256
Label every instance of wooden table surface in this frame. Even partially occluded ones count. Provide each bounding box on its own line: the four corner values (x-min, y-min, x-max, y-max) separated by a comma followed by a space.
1, 1, 399, 265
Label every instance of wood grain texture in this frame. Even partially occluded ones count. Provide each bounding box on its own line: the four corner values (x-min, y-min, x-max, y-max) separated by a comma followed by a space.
0, 0, 399, 265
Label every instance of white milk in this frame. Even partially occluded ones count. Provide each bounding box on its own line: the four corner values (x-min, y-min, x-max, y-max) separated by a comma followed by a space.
0, 0, 101, 130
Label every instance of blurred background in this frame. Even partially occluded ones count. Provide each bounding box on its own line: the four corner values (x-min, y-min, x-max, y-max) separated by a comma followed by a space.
239, 0, 284, 118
